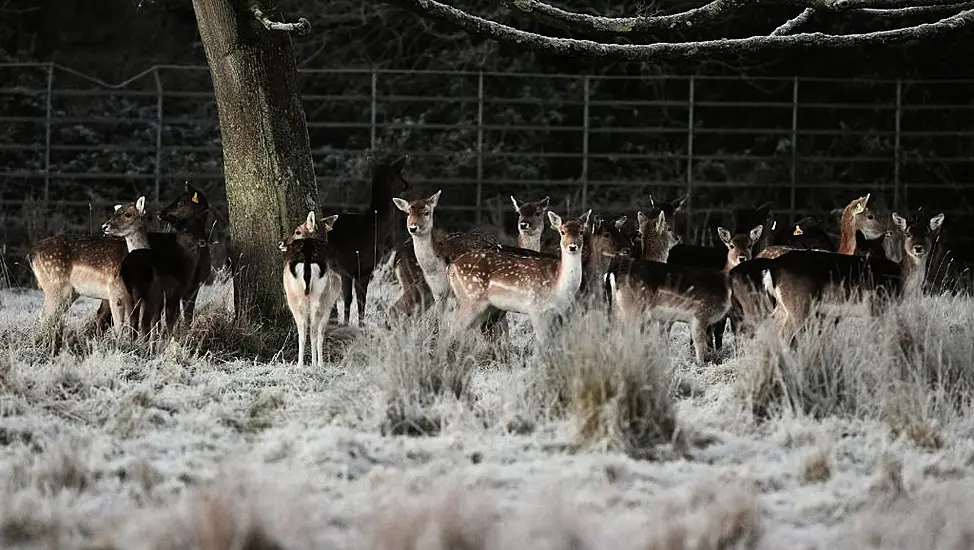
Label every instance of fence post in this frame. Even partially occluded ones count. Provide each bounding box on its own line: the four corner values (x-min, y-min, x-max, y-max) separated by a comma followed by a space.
44, 63, 54, 204
894, 78, 902, 210
153, 67, 164, 205
580, 75, 590, 214
791, 76, 799, 215
685, 75, 695, 241
475, 71, 484, 225
370, 68, 378, 151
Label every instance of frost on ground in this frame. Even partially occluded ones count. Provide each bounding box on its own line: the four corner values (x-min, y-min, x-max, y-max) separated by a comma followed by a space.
3, 264, 974, 549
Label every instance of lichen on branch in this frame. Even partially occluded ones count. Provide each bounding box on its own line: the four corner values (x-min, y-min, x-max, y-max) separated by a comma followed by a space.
250, 3, 311, 34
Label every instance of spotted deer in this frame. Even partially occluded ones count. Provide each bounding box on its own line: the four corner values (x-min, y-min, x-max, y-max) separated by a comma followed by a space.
100, 196, 199, 340
447, 210, 590, 343
510, 195, 550, 252
760, 209, 943, 341
30, 184, 211, 338
279, 211, 342, 369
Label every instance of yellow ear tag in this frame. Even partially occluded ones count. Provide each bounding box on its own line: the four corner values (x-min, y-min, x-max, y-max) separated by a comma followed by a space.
771, 220, 777, 231
192, 192, 199, 204
793, 225, 804, 236
853, 202, 865, 215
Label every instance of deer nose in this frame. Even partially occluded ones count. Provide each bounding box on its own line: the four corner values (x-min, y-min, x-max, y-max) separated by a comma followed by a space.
518, 222, 530, 231
913, 245, 925, 256
567, 243, 579, 252
101, 222, 111, 233
620, 247, 631, 256
738, 256, 748, 264
408, 225, 419, 234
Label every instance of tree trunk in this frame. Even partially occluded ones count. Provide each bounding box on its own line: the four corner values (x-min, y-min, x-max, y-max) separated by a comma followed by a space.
190, 0, 316, 323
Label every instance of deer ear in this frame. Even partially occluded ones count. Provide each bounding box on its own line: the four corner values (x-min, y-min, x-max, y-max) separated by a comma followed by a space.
771, 220, 777, 232
391, 154, 408, 172
614, 216, 627, 230
547, 211, 563, 230
655, 210, 666, 232
306, 211, 317, 232
636, 211, 648, 227
717, 226, 732, 245
322, 214, 339, 231
673, 195, 688, 211
929, 212, 944, 232
539, 196, 550, 209
392, 198, 410, 213
136, 196, 146, 214
428, 190, 442, 208
510, 195, 521, 212
580, 209, 592, 226
750, 224, 763, 243
114, 204, 122, 212
647, 195, 656, 208
891, 212, 906, 231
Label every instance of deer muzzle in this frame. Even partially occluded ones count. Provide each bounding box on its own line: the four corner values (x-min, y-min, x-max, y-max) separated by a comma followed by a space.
518, 222, 530, 231
408, 225, 419, 235
567, 243, 579, 253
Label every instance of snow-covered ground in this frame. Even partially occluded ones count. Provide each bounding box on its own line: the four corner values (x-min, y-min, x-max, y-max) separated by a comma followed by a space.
2, 264, 974, 550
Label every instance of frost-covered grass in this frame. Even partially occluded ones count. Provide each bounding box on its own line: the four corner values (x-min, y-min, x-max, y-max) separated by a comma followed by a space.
3, 262, 974, 549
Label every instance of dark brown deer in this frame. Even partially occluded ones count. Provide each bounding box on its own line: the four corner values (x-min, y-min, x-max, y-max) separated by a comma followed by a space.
280, 211, 342, 369
30, 184, 211, 338
760, 209, 943, 341
447, 210, 590, 343
101, 196, 203, 340
326, 154, 410, 327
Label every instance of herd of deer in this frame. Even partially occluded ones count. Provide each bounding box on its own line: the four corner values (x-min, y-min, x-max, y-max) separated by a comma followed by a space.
24, 155, 950, 370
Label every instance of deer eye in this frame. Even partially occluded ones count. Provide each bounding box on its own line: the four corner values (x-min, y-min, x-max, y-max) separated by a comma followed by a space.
125, 213, 132, 218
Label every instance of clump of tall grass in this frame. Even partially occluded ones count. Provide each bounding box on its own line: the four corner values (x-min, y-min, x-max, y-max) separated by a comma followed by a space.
741, 294, 974, 448
536, 309, 678, 458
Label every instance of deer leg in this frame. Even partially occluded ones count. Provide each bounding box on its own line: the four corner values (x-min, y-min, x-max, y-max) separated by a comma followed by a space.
340, 275, 354, 326
39, 286, 75, 337
180, 285, 203, 327
690, 317, 711, 364
295, 310, 308, 369
354, 277, 368, 326
94, 300, 113, 333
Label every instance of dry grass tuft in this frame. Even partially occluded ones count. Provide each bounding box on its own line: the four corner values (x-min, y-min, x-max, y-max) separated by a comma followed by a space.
351, 312, 482, 436
800, 446, 833, 485
542, 310, 677, 458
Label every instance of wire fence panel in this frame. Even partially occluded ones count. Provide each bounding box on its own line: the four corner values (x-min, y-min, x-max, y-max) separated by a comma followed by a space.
1, 63, 974, 285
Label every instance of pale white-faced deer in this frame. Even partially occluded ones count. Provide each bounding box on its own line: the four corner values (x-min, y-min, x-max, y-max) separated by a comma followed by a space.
760, 209, 943, 341
446, 210, 590, 344
279, 211, 342, 369
510, 195, 550, 252
100, 196, 199, 340
326, 155, 411, 327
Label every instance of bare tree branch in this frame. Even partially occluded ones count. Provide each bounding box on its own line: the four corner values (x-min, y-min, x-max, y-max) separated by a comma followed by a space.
387, 0, 974, 61
491, 0, 973, 37
773, 8, 816, 35
252, 7, 311, 34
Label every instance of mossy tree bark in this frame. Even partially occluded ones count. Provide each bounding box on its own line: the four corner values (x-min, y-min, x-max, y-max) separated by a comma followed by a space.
190, 0, 316, 323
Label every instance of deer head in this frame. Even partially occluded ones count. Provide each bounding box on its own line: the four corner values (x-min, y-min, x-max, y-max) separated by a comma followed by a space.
393, 190, 441, 237
717, 224, 763, 269
845, 193, 887, 240
277, 211, 339, 251
892, 210, 944, 262
159, 182, 210, 227
636, 209, 679, 262
370, 154, 411, 194
589, 214, 632, 260
511, 195, 550, 236
102, 196, 150, 238
549, 209, 590, 256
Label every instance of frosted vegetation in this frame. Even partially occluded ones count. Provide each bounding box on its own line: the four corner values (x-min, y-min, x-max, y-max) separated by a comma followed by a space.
2, 261, 974, 549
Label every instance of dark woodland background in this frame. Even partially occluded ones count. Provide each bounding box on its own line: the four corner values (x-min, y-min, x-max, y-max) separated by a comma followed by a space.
1, 0, 973, 286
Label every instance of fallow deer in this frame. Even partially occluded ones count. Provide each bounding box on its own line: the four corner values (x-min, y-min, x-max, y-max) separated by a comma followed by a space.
758, 216, 837, 259
326, 155, 411, 327
760, 209, 943, 341
629, 194, 686, 259
30, 184, 211, 338
279, 211, 342, 369
755, 195, 885, 261
636, 209, 680, 263
510, 195, 550, 252
101, 196, 202, 340
92, 183, 213, 331
447, 210, 590, 344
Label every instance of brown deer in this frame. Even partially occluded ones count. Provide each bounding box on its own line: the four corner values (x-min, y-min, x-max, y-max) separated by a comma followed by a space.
760, 209, 943, 341
92, 183, 213, 331
636, 209, 681, 263
101, 196, 202, 340
447, 210, 590, 343
279, 211, 342, 369
757, 194, 885, 260
510, 195, 550, 252
326, 155, 410, 327
30, 184, 211, 338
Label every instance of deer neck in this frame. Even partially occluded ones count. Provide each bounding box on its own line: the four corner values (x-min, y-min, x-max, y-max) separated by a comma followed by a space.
518, 231, 541, 252
554, 249, 584, 302
411, 230, 449, 298
837, 209, 858, 255
124, 231, 151, 252
900, 253, 927, 296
